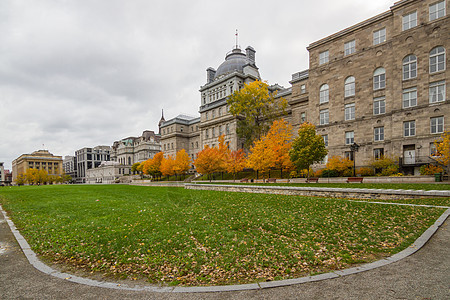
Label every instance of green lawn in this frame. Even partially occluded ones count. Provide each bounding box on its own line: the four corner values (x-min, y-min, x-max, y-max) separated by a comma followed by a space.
0, 185, 446, 286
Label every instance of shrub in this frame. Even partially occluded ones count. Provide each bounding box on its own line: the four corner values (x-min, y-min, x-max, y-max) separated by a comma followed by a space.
419, 164, 444, 175
326, 156, 353, 176
358, 167, 374, 176
321, 169, 339, 177
290, 171, 298, 178
380, 164, 399, 176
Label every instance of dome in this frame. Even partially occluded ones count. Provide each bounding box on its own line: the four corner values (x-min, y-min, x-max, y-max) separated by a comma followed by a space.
214, 48, 250, 79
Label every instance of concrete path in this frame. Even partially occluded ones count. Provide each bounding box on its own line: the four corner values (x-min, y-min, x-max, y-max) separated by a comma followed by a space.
1, 210, 449, 299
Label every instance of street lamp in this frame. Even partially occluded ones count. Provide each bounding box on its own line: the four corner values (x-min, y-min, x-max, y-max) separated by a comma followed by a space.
350, 142, 360, 176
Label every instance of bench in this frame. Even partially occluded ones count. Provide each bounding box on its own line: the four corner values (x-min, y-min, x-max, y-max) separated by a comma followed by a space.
305, 177, 319, 183
240, 178, 249, 183
347, 177, 363, 183
267, 178, 276, 183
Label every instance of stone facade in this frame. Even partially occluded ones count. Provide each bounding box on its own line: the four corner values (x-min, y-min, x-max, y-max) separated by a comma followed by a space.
85, 161, 128, 184
111, 130, 161, 166
297, 0, 449, 174
12, 150, 63, 183
161, 0, 448, 175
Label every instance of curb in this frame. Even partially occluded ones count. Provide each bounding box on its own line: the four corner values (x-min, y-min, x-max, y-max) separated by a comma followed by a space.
1, 204, 449, 293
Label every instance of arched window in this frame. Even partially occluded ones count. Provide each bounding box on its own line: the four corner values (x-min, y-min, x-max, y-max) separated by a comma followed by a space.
403, 54, 417, 80
430, 46, 445, 73
128, 157, 131, 165
319, 84, 329, 104
373, 67, 386, 90
344, 76, 355, 97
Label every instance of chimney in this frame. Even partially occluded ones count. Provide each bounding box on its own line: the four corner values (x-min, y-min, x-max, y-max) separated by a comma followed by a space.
246, 46, 256, 65
206, 67, 216, 83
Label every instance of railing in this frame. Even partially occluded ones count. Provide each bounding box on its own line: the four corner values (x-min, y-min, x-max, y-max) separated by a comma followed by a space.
291, 70, 309, 81
399, 156, 438, 166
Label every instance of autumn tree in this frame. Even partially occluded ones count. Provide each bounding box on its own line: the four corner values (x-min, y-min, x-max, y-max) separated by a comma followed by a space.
160, 155, 176, 178
227, 80, 287, 148
225, 149, 246, 182
433, 131, 450, 178
131, 162, 141, 174
246, 137, 275, 181
265, 119, 293, 177
194, 146, 223, 181
327, 156, 354, 177
143, 152, 164, 180
289, 122, 327, 179
174, 149, 191, 179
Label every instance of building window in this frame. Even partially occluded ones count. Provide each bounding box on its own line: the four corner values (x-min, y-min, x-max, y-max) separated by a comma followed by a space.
402, 11, 417, 30
206, 129, 209, 138
319, 50, 329, 65
320, 109, 329, 125
344, 40, 355, 56
374, 148, 384, 159
164, 144, 166, 151
300, 84, 306, 94
429, 81, 446, 103
344, 76, 355, 97
430, 46, 446, 73
430, 1, 446, 21
345, 131, 354, 145
300, 112, 306, 123
403, 87, 417, 108
319, 84, 329, 104
404, 120, 416, 137
373, 68, 386, 90
219, 125, 223, 136
212, 110, 215, 118
373, 97, 386, 115
431, 116, 444, 134
226, 124, 230, 135
323, 135, 328, 147
206, 111, 209, 120
219, 107, 222, 116
212, 127, 215, 137
345, 151, 354, 161
403, 54, 417, 80
345, 103, 355, 120
374, 127, 384, 141
196, 141, 198, 148
373, 28, 386, 45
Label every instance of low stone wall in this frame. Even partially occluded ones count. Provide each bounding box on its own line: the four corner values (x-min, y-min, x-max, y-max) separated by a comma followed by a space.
131, 181, 185, 187
185, 183, 450, 200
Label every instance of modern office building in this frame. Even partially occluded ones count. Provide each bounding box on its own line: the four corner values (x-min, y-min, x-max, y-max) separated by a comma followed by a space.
75, 146, 111, 183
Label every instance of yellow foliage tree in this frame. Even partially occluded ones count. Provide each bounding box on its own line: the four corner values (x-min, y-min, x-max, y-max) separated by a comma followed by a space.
174, 149, 191, 178
142, 152, 164, 180
227, 80, 288, 148
246, 138, 275, 181
434, 131, 450, 177
265, 119, 293, 177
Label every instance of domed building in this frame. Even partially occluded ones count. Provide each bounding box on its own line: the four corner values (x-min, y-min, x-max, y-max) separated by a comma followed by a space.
160, 45, 266, 161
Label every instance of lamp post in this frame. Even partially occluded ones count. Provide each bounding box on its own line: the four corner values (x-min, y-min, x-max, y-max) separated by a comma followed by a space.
350, 142, 360, 176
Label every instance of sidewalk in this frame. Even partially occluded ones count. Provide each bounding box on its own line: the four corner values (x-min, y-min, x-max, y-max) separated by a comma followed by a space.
1, 210, 449, 299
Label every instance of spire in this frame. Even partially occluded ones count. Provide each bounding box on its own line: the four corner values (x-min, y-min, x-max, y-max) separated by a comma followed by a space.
161, 109, 165, 121
235, 29, 238, 49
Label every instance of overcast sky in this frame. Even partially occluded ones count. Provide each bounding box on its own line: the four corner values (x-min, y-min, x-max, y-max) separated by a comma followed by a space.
0, 0, 394, 169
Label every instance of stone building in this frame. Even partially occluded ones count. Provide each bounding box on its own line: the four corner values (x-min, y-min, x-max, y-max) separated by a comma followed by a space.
291, 0, 449, 174
85, 161, 126, 184
75, 146, 111, 183
111, 130, 161, 167
161, 0, 448, 175
12, 150, 63, 183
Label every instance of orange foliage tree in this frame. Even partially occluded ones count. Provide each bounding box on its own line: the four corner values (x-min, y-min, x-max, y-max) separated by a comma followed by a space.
225, 149, 246, 182
160, 155, 176, 178
433, 131, 450, 177
142, 152, 164, 180
194, 145, 223, 181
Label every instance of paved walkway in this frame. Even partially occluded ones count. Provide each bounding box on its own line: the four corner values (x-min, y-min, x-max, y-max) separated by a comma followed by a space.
1, 208, 449, 299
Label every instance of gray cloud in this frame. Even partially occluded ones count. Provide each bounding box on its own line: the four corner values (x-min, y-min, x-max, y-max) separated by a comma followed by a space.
0, 0, 393, 169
